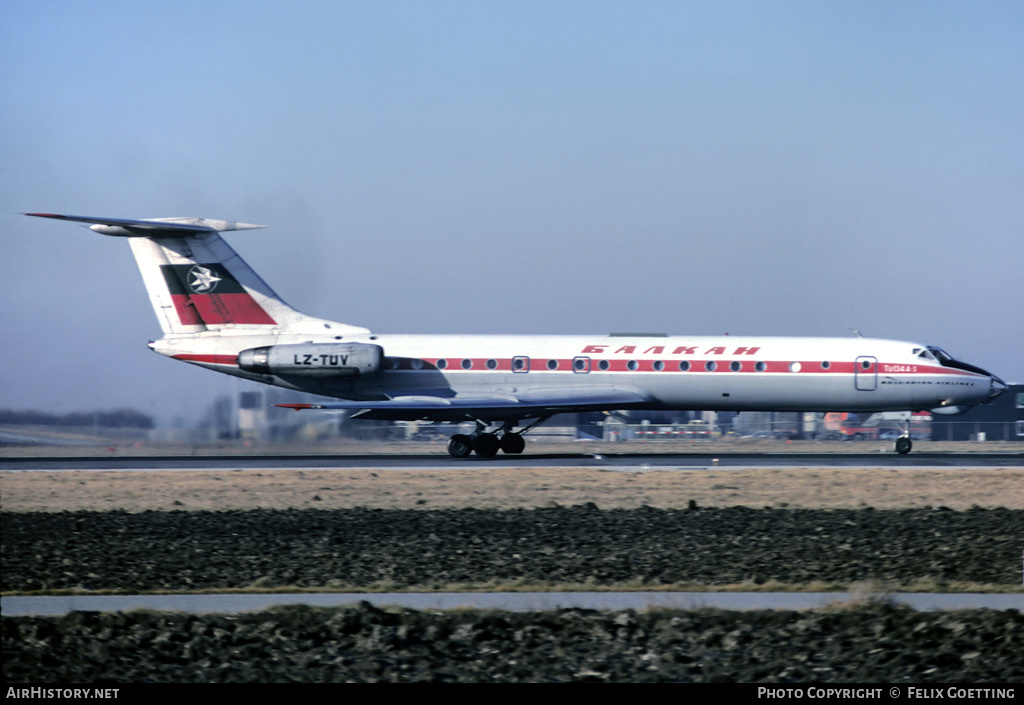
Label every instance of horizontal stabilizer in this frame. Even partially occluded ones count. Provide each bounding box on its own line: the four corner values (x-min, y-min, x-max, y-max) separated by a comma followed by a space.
25, 213, 264, 237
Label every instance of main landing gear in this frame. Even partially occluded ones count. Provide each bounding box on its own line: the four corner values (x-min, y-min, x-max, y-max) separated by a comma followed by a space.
446, 418, 547, 458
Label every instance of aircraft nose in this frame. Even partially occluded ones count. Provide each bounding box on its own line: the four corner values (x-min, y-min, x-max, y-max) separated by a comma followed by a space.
989, 375, 1008, 400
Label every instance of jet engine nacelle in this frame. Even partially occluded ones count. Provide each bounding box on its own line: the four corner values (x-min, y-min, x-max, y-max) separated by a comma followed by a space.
237, 343, 384, 376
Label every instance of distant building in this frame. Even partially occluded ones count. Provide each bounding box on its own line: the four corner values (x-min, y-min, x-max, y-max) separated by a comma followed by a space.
930, 384, 1024, 442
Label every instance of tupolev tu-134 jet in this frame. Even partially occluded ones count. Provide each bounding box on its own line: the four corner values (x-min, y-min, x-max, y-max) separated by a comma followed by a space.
28, 213, 1007, 457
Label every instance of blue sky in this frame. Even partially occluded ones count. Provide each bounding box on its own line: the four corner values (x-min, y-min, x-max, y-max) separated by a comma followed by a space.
2, 1, 1021, 425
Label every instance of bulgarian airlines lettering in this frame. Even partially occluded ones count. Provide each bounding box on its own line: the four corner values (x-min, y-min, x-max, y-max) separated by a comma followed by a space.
580, 345, 761, 356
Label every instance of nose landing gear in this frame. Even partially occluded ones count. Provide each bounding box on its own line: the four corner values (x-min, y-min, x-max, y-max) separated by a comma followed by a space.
894, 417, 913, 454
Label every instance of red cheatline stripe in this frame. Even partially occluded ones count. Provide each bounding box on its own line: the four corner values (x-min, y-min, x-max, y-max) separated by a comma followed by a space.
172, 354, 238, 365
168, 353, 982, 378
414, 359, 979, 376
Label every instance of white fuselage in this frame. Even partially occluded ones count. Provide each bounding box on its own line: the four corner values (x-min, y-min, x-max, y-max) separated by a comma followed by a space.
153, 332, 998, 415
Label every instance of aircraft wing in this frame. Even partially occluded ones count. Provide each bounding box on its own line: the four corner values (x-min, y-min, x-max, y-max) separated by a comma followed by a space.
276, 387, 656, 422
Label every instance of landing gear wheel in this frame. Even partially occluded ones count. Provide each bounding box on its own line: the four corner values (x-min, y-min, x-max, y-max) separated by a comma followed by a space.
500, 433, 526, 454
895, 436, 913, 455
447, 434, 473, 458
473, 433, 500, 458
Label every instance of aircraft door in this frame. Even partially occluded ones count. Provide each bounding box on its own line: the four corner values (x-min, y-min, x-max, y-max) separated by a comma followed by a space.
855, 356, 878, 391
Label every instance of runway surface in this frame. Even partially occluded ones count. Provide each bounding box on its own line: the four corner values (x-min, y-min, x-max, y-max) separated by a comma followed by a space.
5, 452, 1021, 618
5, 591, 1023, 616
3, 450, 1021, 471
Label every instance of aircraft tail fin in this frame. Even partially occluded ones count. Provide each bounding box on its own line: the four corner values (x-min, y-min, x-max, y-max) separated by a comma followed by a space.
27, 213, 369, 337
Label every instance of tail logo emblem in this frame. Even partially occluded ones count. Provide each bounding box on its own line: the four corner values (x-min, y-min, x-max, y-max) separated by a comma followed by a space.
187, 265, 222, 293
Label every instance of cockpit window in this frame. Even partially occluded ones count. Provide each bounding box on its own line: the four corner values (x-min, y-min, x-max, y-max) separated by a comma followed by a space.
914, 348, 935, 360
926, 345, 995, 379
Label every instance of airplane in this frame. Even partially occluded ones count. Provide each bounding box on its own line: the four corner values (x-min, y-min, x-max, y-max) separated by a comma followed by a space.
27, 213, 1007, 457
